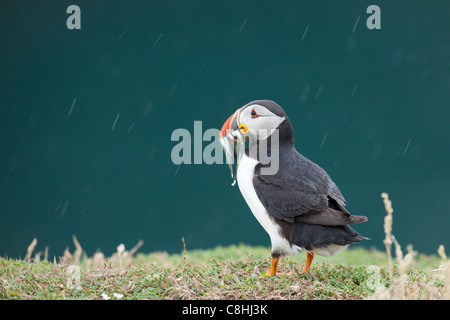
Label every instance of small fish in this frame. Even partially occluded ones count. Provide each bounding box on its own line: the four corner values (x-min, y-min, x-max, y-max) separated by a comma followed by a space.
220, 130, 246, 186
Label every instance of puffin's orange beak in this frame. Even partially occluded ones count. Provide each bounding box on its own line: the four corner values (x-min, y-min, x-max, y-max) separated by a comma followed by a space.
219, 112, 236, 139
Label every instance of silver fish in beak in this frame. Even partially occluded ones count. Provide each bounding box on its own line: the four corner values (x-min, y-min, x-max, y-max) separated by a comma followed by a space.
219, 130, 245, 186
219, 109, 245, 186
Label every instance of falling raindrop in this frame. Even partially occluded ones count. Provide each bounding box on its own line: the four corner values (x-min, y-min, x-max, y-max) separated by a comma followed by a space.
154, 33, 163, 46
112, 113, 120, 130
143, 101, 153, 116
315, 84, 324, 99
320, 132, 328, 148
168, 85, 178, 97
300, 84, 311, 103
118, 29, 126, 40
352, 16, 360, 33
239, 18, 248, 32
127, 122, 135, 134
55, 202, 62, 214
60, 200, 69, 218
301, 25, 309, 40
403, 139, 411, 154
68, 98, 77, 116
351, 84, 358, 97
10, 161, 18, 172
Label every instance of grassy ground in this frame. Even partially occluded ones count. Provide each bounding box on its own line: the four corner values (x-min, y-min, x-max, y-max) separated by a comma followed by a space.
1, 193, 448, 300
0, 243, 448, 300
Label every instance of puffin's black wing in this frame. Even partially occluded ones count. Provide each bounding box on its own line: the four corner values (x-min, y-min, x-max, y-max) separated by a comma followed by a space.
253, 151, 367, 226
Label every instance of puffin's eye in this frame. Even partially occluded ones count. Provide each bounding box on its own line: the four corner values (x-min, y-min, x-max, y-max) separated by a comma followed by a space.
250, 109, 258, 118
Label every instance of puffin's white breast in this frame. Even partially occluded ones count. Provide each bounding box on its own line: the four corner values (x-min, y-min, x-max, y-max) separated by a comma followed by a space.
236, 154, 299, 256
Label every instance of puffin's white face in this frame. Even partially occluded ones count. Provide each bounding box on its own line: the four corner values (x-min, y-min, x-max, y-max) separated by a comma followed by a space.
219, 102, 286, 184
236, 104, 286, 143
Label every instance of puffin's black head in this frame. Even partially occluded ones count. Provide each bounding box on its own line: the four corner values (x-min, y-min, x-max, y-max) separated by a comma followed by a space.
219, 100, 294, 145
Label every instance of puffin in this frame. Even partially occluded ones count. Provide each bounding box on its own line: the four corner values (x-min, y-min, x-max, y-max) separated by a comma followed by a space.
219, 100, 368, 275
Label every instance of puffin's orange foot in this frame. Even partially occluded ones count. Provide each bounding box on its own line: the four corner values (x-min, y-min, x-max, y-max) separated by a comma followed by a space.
264, 257, 279, 277
302, 252, 314, 273
262, 257, 294, 277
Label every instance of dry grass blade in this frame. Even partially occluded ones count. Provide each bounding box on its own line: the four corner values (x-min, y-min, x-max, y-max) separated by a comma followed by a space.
369, 193, 449, 300
181, 237, 187, 265
381, 192, 394, 272
24, 238, 37, 263
434, 245, 450, 299
437, 245, 447, 262
110, 240, 144, 268
72, 235, 82, 265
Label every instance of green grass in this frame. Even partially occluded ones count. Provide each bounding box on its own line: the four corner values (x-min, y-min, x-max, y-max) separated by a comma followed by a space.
0, 244, 446, 300
140, 244, 440, 271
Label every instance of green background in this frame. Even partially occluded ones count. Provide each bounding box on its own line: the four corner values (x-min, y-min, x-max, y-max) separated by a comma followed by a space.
0, 1, 449, 258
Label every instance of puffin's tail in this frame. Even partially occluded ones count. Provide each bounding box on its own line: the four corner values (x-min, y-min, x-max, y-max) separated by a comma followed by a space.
349, 215, 368, 224
288, 223, 369, 255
